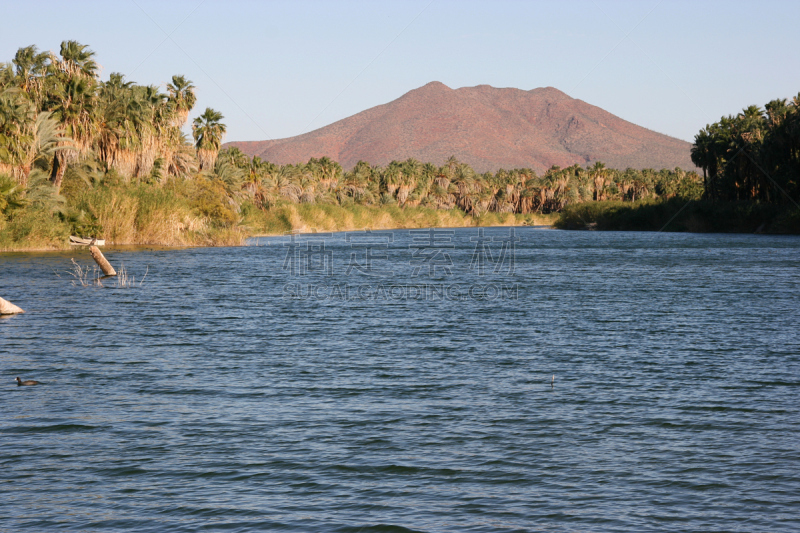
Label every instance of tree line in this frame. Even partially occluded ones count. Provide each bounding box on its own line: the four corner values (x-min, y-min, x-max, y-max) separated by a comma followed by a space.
1, 40, 707, 242
215, 150, 703, 216
691, 95, 800, 204
0, 41, 225, 190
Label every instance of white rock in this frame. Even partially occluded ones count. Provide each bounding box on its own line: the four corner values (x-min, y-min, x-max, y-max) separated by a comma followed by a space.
0, 297, 24, 315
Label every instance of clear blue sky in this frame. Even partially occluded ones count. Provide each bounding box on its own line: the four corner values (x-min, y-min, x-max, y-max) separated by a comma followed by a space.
2, 0, 798, 143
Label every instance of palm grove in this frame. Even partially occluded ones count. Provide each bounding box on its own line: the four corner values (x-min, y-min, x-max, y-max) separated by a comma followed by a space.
559, 97, 800, 233
1, 42, 796, 248
0, 41, 236, 246
691, 97, 800, 203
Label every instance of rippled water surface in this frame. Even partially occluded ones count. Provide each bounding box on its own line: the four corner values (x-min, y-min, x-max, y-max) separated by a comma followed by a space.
2, 228, 799, 532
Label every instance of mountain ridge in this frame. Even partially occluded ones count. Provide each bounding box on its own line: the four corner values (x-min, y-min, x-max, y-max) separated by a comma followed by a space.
226, 82, 695, 174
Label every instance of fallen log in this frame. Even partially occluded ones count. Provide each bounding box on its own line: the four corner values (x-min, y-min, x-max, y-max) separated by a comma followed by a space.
0, 297, 24, 315
90, 245, 116, 276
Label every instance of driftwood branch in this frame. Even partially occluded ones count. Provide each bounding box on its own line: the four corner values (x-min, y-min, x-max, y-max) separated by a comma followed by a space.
89, 246, 116, 276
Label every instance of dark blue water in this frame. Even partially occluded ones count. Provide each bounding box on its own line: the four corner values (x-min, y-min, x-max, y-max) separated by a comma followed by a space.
2, 228, 799, 532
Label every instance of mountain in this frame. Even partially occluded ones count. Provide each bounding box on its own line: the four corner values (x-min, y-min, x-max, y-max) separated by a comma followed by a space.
226, 82, 695, 174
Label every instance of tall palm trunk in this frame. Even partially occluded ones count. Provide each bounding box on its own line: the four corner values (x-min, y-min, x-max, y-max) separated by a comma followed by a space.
197, 148, 217, 171
50, 152, 68, 190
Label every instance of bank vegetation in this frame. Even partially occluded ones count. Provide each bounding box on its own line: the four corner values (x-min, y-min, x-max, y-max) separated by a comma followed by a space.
2, 41, 795, 250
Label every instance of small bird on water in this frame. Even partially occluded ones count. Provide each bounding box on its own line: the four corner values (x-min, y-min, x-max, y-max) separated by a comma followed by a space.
15, 377, 41, 386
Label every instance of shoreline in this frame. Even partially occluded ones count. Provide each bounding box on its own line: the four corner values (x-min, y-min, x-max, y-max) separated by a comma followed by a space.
2, 204, 559, 252
9, 220, 800, 254
5, 198, 798, 254
556, 199, 800, 234
0, 220, 555, 253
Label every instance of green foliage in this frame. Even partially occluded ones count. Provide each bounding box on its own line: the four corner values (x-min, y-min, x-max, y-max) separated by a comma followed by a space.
192, 108, 226, 171
556, 198, 799, 233
190, 176, 238, 226
25, 169, 66, 214
0, 174, 26, 216
0, 40, 206, 189
4, 40, 797, 247
60, 206, 102, 237
0, 204, 70, 249
692, 93, 800, 204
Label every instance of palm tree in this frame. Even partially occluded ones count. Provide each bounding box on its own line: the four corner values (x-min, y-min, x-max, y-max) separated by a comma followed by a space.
45, 41, 100, 189
52, 41, 98, 79
23, 112, 73, 187
166, 75, 196, 128
192, 108, 226, 171
381, 161, 402, 198
589, 161, 608, 201
445, 155, 459, 175
136, 84, 169, 179
11, 45, 50, 108
452, 163, 478, 214
163, 130, 198, 178
0, 88, 35, 182
691, 128, 712, 190
739, 105, 768, 200
340, 160, 374, 204
309, 156, 341, 191
96, 74, 145, 178
617, 168, 636, 201
395, 158, 421, 206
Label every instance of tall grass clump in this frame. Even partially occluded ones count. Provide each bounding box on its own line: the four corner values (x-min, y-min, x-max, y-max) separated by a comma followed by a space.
241, 202, 554, 236
0, 173, 71, 250
59, 172, 246, 246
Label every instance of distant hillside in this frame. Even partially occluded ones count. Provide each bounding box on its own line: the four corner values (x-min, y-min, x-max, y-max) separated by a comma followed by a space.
227, 82, 695, 174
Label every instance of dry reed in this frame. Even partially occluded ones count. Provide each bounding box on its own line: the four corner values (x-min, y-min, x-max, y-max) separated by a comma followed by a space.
67, 259, 103, 287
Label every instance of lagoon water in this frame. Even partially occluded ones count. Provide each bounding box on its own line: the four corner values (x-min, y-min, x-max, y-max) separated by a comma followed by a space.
2, 227, 799, 532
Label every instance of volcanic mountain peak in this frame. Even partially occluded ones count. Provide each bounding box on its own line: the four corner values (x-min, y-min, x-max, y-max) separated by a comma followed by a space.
417, 80, 450, 92
529, 86, 570, 96
227, 82, 694, 174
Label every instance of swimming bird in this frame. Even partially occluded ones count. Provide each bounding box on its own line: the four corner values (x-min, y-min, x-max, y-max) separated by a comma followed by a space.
15, 377, 41, 386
